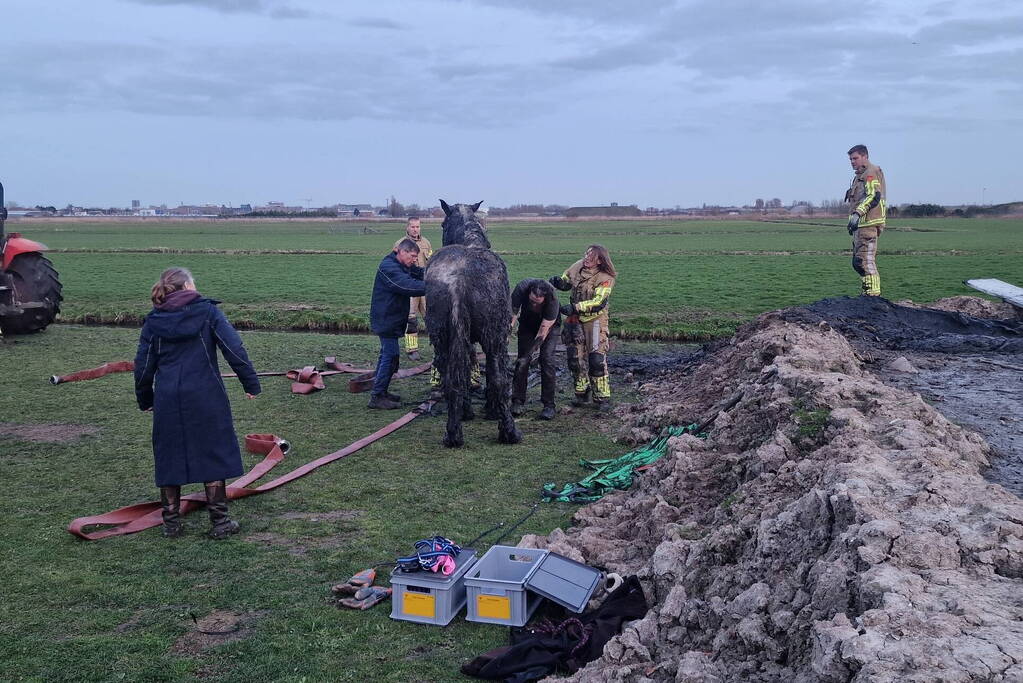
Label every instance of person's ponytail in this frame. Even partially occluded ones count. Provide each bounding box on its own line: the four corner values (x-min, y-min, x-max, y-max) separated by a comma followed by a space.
151, 267, 194, 306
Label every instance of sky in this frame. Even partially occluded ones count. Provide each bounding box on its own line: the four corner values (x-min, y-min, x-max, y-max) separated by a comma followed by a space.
2, 0, 1021, 209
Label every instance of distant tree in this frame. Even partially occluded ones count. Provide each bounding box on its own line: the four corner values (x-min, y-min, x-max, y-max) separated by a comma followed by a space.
754, 198, 765, 210
388, 196, 406, 218
900, 203, 945, 217
768, 198, 782, 209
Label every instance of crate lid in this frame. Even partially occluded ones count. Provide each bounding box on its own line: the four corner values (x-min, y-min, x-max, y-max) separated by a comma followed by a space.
389, 549, 477, 587
524, 552, 602, 613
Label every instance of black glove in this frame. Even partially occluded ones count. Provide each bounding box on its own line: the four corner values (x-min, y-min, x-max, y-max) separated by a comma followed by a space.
559, 303, 575, 317
847, 213, 860, 234
549, 276, 571, 291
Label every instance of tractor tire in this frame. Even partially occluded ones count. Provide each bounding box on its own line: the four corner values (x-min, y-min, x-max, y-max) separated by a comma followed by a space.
0, 252, 63, 335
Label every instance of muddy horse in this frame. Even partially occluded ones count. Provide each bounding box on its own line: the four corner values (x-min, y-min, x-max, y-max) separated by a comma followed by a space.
426, 200, 522, 447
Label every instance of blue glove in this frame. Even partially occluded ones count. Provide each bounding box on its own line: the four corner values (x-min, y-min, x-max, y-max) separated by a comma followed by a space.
847, 213, 860, 234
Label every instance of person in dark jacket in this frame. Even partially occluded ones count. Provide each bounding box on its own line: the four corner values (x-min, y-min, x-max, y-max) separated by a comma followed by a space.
134, 267, 260, 539
510, 278, 561, 420
368, 239, 426, 409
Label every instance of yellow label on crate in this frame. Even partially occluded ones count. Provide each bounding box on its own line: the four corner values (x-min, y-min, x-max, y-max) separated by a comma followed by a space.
403, 592, 436, 618
476, 594, 511, 620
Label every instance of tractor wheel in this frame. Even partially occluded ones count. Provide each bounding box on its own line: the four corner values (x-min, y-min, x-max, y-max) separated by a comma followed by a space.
0, 252, 63, 335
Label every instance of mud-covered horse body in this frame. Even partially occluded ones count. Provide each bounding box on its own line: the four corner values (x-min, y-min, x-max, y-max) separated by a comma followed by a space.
425, 200, 522, 447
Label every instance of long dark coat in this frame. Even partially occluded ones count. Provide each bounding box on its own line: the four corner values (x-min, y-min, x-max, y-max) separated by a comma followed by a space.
134, 298, 260, 486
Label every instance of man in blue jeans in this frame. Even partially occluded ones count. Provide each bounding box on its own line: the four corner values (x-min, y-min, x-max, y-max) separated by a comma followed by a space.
368, 239, 427, 409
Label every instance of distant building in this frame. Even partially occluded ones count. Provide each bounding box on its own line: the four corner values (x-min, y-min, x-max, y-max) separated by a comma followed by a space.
337, 203, 375, 217
565, 204, 642, 218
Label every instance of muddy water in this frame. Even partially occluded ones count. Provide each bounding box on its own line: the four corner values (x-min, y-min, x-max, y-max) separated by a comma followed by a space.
777, 296, 1023, 496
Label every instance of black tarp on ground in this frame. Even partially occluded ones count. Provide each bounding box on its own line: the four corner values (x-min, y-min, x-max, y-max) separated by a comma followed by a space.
777, 296, 1023, 353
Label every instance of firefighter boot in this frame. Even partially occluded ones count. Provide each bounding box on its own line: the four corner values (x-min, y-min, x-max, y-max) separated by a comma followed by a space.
861, 274, 881, 297
160, 486, 183, 538
592, 375, 612, 414
404, 333, 421, 361
204, 481, 240, 539
572, 387, 591, 407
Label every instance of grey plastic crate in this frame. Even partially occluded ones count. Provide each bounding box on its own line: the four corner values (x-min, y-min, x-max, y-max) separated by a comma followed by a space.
464, 545, 546, 626
525, 552, 602, 613
389, 549, 477, 626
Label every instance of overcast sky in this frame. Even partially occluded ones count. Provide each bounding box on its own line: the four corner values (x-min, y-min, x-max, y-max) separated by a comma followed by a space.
2, 0, 1020, 208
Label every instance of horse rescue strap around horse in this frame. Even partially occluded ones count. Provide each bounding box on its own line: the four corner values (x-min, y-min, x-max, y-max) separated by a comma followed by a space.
67, 400, 436, 541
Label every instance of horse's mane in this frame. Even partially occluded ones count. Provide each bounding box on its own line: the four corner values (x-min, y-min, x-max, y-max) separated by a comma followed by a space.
440, 200, 491, 249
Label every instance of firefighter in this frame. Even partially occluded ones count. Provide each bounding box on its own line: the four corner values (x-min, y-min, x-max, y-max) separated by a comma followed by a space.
844, 144, 886, 296
550, 245, 617, 413
393, 216, 432, 360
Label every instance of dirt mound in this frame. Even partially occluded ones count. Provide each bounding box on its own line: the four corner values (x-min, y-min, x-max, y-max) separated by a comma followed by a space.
522, 309, 1023, 682
927, 296, 1019, 320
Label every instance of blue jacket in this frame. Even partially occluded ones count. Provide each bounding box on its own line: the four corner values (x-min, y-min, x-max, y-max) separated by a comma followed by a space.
134, 298, 260, 487
370, 251, 426, 337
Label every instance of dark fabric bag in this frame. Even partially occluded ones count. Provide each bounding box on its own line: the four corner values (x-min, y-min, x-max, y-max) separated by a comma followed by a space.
461, 575, 648, 682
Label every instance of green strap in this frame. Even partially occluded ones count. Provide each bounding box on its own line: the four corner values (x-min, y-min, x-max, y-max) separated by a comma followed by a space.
542, 425, 702, 503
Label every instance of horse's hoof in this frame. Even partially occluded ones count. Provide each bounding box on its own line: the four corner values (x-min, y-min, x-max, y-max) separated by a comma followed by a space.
499, 428, 523, 445
443, 434, 464, 448
463, 409, 476, 422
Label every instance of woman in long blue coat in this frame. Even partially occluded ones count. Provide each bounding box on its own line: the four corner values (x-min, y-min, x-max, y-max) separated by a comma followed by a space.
134, 267, 260, 539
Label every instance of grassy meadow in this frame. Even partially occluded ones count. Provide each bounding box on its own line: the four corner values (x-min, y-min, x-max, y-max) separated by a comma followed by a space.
22, 215, 1023, 340
1, 325, 685, 681
1, 215, 1021, 681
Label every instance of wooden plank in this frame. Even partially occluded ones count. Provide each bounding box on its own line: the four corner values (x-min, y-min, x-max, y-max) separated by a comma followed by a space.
965, 278, 1023, 310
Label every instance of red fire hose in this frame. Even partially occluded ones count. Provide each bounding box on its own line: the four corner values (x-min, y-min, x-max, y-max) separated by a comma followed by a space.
67, 400, 435, 540
50, 357, 432, 394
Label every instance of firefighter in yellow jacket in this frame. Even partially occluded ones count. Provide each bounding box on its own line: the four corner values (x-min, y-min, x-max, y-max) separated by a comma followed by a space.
393, 216, 432, 360
844, 144, 886, 296
550, 245, 617, 413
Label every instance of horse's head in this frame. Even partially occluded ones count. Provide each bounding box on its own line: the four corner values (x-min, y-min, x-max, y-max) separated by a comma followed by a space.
440, 199, 490, 248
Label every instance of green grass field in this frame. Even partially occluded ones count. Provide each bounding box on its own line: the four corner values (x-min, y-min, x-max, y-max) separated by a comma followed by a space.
22, 216, 1023, 340
1, 325, 686, 681
2, 216, 1020, 681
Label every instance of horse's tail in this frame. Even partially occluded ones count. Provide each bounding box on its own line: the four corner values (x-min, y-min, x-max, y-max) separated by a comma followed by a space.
444, 288, 473, 397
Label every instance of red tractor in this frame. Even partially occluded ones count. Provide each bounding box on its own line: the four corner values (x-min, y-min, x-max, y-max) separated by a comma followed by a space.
0, 181, 63, 335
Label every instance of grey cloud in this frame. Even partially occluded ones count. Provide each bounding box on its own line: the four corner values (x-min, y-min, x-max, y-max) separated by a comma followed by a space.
550, 41, 676, 72
0, 40, 550, 128
347, 17, 407, 30
914, 15, 1023, 44
124, 0, 310, 18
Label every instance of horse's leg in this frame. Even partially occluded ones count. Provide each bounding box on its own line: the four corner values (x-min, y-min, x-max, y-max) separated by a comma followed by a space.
444, 388, 465, 448
483, 336, 521, 444
483, 352, 501, 420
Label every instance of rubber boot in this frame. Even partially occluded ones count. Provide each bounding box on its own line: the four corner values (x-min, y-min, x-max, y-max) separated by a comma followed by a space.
861, 274, 881, 297
204, 481, 239, 539
367, 394, 401, 409
537, 404, 556, 421
405, 333, 421, 361
572, 387, 591, 407
160, 486, 183, 538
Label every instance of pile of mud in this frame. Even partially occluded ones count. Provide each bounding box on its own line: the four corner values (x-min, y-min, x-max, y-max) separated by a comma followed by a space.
523, 299, 1023, 682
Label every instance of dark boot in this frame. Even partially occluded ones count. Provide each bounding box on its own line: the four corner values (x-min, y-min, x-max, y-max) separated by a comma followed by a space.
160, 486, 183, 538
384, 391, 402, 402
204, 481, 239, 539
597, 400, 614, 414
537, 404, 555, 421
572, 388, 591, 407
511, 400, 525, 417
367, 394, 401, 409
